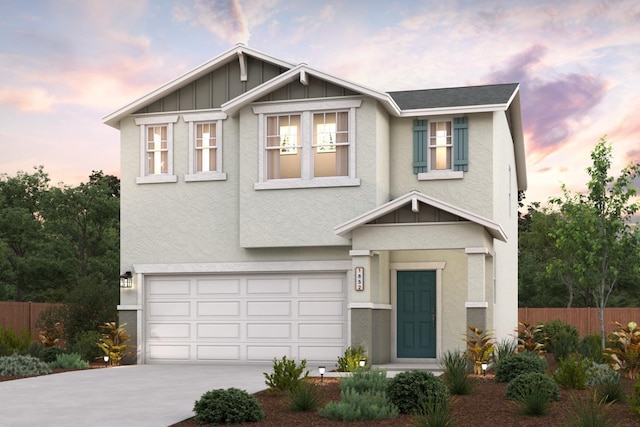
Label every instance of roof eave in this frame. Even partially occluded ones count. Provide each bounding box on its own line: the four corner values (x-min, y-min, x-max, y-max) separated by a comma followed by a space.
102, 43, 296, 129
396, 103, 508, 118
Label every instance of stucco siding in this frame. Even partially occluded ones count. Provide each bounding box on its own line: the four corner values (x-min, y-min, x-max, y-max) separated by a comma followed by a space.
389, 113, 494, 218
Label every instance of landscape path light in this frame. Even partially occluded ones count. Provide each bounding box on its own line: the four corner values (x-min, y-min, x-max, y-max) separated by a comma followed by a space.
103, 355, 110, 368
481, 362, 488, 377
318, 366, 326, 383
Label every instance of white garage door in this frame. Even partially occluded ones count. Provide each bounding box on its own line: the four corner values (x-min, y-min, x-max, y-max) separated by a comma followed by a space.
144, 273, 347, 364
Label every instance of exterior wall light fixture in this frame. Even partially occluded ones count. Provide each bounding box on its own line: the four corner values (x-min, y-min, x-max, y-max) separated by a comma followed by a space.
119, 271, 133, 288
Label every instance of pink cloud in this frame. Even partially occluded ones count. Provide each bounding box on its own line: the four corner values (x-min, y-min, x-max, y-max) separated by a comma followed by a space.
174, 0, 251, 44
0, 87, 56, 112
487, 44, 608, 158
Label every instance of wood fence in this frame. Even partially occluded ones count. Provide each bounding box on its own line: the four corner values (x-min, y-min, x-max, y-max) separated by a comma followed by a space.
0, 301, 62, 341
519, 307, 640, 337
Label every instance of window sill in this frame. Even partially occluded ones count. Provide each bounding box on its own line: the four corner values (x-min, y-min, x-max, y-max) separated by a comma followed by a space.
185, 172, 227, 182
136, 175, 178, 184
417, 171, 463, 181
254, 177, 360, 190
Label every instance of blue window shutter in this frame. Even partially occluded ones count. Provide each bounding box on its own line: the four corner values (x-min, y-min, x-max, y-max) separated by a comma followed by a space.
413, 119, 428, 174
453, 117, 468, 172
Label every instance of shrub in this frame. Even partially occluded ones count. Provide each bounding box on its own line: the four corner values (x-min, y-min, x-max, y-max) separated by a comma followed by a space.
386, 370, 449, 415
97, 322, 133, 366
553, 355, 589, 389
414, 393, 455, 427
506, 372, 560, 402
586, 362, 620, 387
193, 387, 264, 425
340, 368, 388, 394
0, 353, 51, 377
543, 319, 580, 361
39, 346, 65, 363
494, 351, 547, 383
565, 392, 616, 427
0, 326, 32, 356
68, 330, 102, 362
49, 352, 89, 369
336, 345, 368, 372
516, 384, 552, 416
287, 381, 321, 412
517, 321, 547, 354
263, 355, 309, 393
440, 350, 472, 395
580, 334, 606, 363
38, 321, 64, 347
493, 338, 517, 369
319, 388, 398, 421
605, 321, 640, 379
595, 372, 624, 403
463, 325, 494, 375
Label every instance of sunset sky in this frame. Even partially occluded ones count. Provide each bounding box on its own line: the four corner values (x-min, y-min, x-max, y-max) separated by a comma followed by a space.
1, 0, 639, 206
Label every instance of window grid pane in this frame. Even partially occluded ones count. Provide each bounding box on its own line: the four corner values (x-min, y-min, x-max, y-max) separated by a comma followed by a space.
313, 111, 349, 177
146, 125, 168, 174
266, 114, 301, 179
429, 121, 452, 170
195, 122, 217, 172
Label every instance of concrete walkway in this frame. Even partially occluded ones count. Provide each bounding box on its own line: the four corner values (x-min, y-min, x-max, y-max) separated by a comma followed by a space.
0, 364, 271, 427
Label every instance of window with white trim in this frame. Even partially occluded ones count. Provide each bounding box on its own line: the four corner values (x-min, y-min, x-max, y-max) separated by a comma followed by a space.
413, 116, 468, 181
183, 112, 227, 182
429, 120, 452, 170
134, 115, 179, 184
253, 99, 361, 190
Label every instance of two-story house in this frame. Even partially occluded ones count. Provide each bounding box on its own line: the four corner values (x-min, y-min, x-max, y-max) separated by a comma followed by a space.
103, 44, 526, 365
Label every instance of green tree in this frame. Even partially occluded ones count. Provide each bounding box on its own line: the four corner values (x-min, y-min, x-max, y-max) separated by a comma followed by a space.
548, 137, 640, 348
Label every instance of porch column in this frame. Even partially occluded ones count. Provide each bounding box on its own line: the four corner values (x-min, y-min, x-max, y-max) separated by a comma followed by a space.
348, 250, 391, 364
465, 247, 488, 330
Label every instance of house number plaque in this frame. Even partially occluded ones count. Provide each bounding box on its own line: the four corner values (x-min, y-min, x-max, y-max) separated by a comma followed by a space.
355, 267, 364, 291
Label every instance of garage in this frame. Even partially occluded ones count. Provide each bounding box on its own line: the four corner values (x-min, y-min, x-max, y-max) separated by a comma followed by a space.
144, 273, 347, 364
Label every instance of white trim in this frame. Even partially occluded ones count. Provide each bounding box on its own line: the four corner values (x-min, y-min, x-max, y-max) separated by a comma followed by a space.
252, 98, 362, 114
349, 249, 372, 256
103, 43, 295, 128
390, 263, 445, 362
132, 260, 353, 274
183, 112, 228, 182
398, 104, 508, 117
116, 305, 142, 310
418, 171, 463, 181
335, 190, 507, 242
465, 301, 489, 308
255, 177, 360, 190
135, 116, 179, 184
349, 303, 392, 310
465, 247, 489, 254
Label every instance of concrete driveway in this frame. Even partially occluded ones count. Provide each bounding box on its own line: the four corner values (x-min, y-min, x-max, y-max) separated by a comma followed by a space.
0, 364, 271, 427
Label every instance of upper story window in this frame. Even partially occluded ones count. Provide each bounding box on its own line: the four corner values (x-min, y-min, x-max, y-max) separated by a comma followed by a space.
183, 112, 227, 182
134, 115, 179, 184
413, 116, 468, 181
253, 99, 361, 190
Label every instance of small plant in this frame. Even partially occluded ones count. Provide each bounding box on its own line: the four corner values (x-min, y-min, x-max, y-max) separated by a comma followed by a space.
516, 321, 547, 355
494, 351, 547, 383
515, 383, 552, 416
564, 391, 616, 427
287, 381, 321, 412
38, 322, 64, 348
336, 345, 368, 372
319, 388, 398, 421
493, 338, 517, 369
193, 387, 264, 425
580, 334, 606, 363
0, 326, 32, 356
97, 322, 133, 366
49, 352, 90, 369
595, 371, 624, 403
506, 372, 560, 402
544, 319, 580, 362
414, 392, 455, 427
553, 354, 589, 389
68, 330, 102, 362
605, 321, 640, 379
440, 350, 472, 395
39, 346, 66, 363
386, 370, 449, 415
586, 361, 620, 387
340, 368, 388, 394
463, 325, 494, 375
0, 353, 51, 377
263, 355, 309, 394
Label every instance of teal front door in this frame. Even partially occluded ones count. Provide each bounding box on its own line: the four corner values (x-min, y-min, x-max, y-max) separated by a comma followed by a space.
397, 270, 436, 358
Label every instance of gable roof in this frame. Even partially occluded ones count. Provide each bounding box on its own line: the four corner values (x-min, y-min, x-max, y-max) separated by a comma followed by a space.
334, 190, 507, 242
389, 83, 520, 116
102, 43, 295, 129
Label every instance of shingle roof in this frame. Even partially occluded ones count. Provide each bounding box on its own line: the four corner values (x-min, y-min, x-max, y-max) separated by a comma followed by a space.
388, 83, 519, 110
